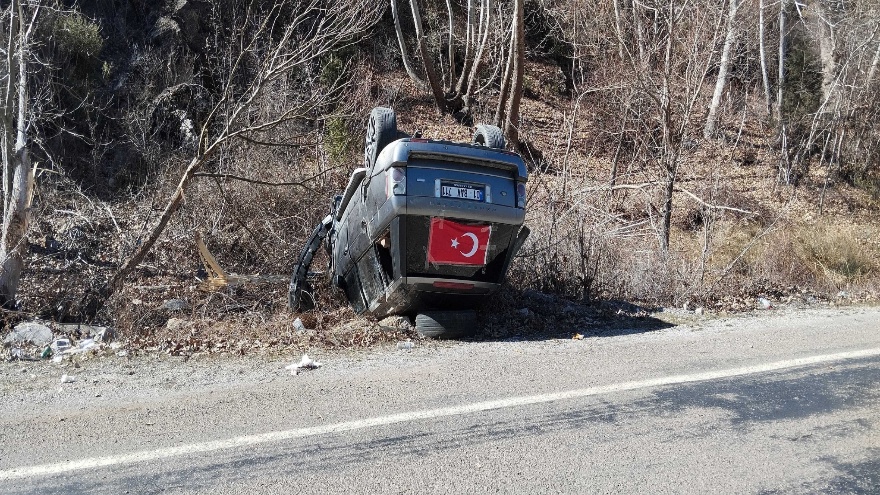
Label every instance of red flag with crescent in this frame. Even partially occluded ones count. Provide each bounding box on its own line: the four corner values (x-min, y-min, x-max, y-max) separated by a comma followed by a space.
427, 218, 491, 266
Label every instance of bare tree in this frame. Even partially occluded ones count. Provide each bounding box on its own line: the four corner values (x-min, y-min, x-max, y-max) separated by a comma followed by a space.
407, 0, 446, 112
391, 0, 427, 90
805, 0, 837, 106
464, 0, 492, 99
615, 0, 722, 251
495, 0, 524, 146
867, 31, 880, 88
758, 0, 772, 116
703, 0, 740, 139
503, 0, 525, 145
775, 0, 786, 122
392, 0, 502, 117
84, 0, 382, 310
0, 0, 38, 306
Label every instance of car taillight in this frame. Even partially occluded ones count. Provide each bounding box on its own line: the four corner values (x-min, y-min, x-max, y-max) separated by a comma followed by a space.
386, 167, 406, 197
517, 182, 527, 208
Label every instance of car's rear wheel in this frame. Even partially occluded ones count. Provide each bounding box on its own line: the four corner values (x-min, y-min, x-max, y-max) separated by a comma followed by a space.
365, 107, 398, 170
472, 124, 505, 149
415, 310, 478, 338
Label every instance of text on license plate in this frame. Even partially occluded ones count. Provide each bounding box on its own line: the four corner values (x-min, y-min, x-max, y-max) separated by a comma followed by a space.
440, 182, 484, 201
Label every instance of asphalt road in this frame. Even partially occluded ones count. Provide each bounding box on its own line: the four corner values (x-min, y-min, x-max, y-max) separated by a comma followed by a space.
1, 306, 879, 494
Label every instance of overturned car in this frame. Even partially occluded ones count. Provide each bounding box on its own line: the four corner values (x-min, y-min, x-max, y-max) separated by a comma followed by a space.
289, 107, 529, 336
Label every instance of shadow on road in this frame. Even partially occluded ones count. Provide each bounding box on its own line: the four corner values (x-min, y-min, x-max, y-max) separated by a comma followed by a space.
450, 288, 677, 342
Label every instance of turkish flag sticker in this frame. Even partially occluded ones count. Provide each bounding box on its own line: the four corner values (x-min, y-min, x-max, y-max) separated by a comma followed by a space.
427, 218, 491, 266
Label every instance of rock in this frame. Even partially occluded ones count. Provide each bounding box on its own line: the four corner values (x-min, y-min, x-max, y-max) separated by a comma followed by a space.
293, 317, 307, 333
4, 322, 53, 347
517, 308, 531, 317
60, 374, 75, 384
150, 16, 180, 43
166, 318, 187, 331
695, 307, 704, 316
757, 297, 773, 310
163, 299, 190, 311
378, 316, 413, 332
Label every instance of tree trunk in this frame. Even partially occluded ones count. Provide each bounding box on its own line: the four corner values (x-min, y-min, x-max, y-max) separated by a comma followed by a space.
613, 0, 625, 59
504, 0, 525, 147
464, 0, 491, 102
494, 15, 515, 128
391, 0, 427, 91
2, 0, 20, 205
0, 150, 33, 304
445, 0, 456, 90
866, 36, 880, 89
632, 0, 646, 66
658, 1, 676, 252
775, 0, 786, 122
456, 0, 476, 94
807, 0, 836, 106
704, 0, 740, 139
659, 169, 675, 252
410, 0, 447, 113
758, 0, 772, 116
0, 0, 35, 306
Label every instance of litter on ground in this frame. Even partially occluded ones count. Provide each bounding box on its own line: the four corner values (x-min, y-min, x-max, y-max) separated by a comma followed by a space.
285, 354, 322, 375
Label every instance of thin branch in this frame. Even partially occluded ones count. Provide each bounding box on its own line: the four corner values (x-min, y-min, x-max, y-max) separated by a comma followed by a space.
193, 173, 314, 190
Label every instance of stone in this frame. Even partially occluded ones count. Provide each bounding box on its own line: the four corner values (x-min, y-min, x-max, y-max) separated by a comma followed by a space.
166, 318, 188, 331
4, 322, 53, 347
378, 316, 413, 332
163, 299, 190, 311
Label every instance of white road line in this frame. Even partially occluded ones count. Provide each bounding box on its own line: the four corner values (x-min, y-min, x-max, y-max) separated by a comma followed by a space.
3, 347, 879, 481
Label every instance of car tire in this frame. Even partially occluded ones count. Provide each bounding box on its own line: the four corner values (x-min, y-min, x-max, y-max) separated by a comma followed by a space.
415, 310, 478, 338
364, 107, 398, 169
472, 124, 505, 149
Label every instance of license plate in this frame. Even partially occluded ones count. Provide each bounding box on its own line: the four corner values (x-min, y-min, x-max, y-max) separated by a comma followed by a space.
440, 182, 484, 202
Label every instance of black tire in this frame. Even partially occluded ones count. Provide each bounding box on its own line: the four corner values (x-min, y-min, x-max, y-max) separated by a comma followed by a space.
472, 124, 505, 149
415, 310, 478, 338
364, 107, 398, 170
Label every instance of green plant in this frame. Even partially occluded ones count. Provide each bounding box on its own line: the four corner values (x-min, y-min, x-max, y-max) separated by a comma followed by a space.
55, 11, 103, 58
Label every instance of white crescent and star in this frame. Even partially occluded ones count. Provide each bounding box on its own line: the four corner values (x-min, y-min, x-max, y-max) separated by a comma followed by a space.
452, 233, 480, 258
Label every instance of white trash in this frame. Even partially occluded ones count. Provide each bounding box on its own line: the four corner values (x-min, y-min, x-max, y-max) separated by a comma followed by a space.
60, 374, 75, 384
285, 354, 322, 375
293, 318, 306, 332
51, 338, 72, 353
396, 341, 415, 350
63, 338, 98, 355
